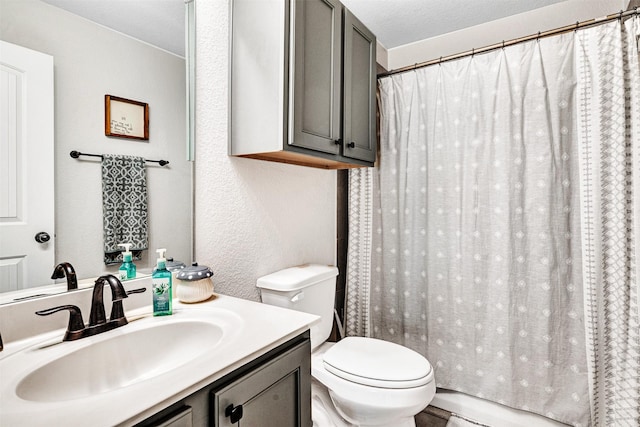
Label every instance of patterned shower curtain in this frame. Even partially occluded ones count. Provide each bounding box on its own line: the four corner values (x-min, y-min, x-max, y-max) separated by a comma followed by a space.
576, 18, 640, 426
345, 15, 640, 427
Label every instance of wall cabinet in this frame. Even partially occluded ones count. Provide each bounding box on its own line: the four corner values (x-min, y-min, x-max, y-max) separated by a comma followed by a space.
135, 332, 311, 427
230, 0, 376, 169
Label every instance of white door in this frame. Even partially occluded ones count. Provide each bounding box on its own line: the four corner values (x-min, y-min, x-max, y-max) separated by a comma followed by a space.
0, 41, 54, 292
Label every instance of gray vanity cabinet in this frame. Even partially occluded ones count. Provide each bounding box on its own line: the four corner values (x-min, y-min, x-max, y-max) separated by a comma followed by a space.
211, 338, 311, 426
134, 333, 311, 427
230, 0, 377, 169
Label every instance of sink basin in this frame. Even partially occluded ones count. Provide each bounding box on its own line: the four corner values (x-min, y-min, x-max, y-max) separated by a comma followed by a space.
4, 308, 242, 403
0, 294, 318, 427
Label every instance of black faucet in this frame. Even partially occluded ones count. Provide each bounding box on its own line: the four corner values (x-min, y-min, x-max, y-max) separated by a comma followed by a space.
88, 274, 129, 327
35, 274, 146, 341
51, 262, 78, 291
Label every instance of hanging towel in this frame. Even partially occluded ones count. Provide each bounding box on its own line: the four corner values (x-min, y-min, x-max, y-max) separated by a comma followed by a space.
101, 154, 148, 265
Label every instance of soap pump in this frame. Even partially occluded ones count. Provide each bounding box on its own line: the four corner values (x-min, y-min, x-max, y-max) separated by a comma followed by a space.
117, 243, 136, 281
152, 248, 172, 316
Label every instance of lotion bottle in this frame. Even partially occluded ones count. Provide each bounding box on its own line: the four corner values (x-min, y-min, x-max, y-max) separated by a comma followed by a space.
117, 243, 137, 281
152, 248, 172, 316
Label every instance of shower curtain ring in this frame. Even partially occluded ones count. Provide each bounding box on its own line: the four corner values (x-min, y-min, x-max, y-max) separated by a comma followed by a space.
618, 10, 623, 20
574, 21, 579, 32
502, 40, 505, 49
471, 48, 475, 57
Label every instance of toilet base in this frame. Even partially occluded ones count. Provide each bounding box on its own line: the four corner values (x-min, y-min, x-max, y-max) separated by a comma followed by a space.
312, 379, 350, 427
312, 378, 417, 427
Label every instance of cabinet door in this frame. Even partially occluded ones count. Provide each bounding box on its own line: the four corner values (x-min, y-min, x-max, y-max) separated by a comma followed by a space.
291, 0, 342, 155
342, 9, 376, 163
211, 340, 311, 427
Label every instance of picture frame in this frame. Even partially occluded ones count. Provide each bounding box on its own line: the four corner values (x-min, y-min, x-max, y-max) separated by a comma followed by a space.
105, 95, 149, 140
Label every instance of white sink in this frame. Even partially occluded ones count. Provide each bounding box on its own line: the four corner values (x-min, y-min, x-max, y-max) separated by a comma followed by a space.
2, 308, 243, 403
0, 295, 317, 427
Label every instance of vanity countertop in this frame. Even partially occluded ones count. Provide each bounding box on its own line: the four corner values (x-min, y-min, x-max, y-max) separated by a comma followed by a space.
0, 293, 319, 427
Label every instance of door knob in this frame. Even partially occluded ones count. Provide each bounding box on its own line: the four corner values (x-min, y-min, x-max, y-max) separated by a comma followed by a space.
35, 232, 51, 244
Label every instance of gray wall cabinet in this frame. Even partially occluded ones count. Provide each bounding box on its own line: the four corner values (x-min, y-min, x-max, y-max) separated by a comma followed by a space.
134, 333, 311, 427
230, 0, 377, 169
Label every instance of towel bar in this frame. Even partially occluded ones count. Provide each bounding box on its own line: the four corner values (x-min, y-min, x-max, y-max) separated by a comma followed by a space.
70, 150, 169, 166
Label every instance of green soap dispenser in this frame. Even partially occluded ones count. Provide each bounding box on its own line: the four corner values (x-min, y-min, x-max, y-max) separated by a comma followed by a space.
117, 243, 137, 281
152, 248, 172, 316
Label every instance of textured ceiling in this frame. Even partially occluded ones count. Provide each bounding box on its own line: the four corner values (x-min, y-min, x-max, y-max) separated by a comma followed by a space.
341, 0, 568, 49
41, 0, 569, 55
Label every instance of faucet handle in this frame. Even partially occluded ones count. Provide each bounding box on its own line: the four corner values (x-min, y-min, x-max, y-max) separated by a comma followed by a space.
109, 288, 147, 321
36, 305, 85, 341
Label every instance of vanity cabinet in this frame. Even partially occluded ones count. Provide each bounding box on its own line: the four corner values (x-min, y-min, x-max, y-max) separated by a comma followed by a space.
211, 334, 311, 426
134, 332, 311, 427
230, 0, 376, 169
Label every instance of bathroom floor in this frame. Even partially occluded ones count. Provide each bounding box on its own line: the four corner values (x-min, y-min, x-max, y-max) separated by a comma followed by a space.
415, 406, 449, 427
417, 406, 489, 427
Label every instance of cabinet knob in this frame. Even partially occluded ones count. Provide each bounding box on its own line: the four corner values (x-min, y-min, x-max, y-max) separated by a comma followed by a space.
333, 139, 342, 145
225, 404, 244, 424
347, 141, 356, 148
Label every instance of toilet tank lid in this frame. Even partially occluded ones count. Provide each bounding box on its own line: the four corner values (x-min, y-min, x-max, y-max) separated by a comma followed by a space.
257, 264, 338, 291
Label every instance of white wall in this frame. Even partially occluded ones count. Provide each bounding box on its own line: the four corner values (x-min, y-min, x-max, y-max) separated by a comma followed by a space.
381, 0, 628, 71
1, 0, 191, 280
193, 1, 337, 301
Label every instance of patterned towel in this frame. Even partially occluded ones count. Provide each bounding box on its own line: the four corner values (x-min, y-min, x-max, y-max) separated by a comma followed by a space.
101, 154, 148, 265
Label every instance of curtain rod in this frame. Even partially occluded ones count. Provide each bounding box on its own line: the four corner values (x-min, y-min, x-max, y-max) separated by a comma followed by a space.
69, 150, 170, 166
378, 7, 639, 79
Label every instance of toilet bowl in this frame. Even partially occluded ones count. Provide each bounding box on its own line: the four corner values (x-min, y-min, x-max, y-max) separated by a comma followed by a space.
313, 341, 435, 426
257, 264, 436, 427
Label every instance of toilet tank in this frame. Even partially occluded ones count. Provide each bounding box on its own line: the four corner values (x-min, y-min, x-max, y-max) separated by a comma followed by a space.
257, 264, 338, 350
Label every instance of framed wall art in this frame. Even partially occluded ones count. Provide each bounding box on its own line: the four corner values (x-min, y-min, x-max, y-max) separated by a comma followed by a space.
105, 95, 149, 140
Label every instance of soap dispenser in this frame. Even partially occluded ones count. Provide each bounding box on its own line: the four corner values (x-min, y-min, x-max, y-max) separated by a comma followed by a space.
152, 248, 172, 316
117, 243, 137, 281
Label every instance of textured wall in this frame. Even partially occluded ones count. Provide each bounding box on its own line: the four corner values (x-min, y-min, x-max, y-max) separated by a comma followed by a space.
194, 1, 337, 301
0, 0, 191, 281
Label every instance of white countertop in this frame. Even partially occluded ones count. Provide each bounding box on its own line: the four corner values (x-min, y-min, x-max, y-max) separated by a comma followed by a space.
0, 293, 319, 426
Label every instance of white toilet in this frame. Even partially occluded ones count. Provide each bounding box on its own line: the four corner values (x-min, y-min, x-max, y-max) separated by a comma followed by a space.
257, 264, 435, 427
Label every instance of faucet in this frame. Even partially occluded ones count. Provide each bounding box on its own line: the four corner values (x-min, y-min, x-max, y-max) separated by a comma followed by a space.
89, 274, 129, 327
35, 274, 146, 341
51, 262, 78, 291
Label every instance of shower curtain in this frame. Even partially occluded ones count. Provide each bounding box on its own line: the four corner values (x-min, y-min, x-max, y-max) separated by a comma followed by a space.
576, 18, 640, 426
346, 16, 640, 427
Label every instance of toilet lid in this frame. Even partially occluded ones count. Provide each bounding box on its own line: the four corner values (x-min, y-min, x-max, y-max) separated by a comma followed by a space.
322, 337, 433, 389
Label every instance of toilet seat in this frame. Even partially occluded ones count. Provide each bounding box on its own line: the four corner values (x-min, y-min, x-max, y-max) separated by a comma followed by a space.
322, 337, 433, 389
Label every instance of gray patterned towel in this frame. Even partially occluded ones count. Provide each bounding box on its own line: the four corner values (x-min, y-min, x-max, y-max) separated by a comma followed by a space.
101, 154, 148, 265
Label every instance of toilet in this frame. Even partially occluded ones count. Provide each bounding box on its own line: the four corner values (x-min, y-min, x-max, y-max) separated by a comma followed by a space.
257, 264, 435, 427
